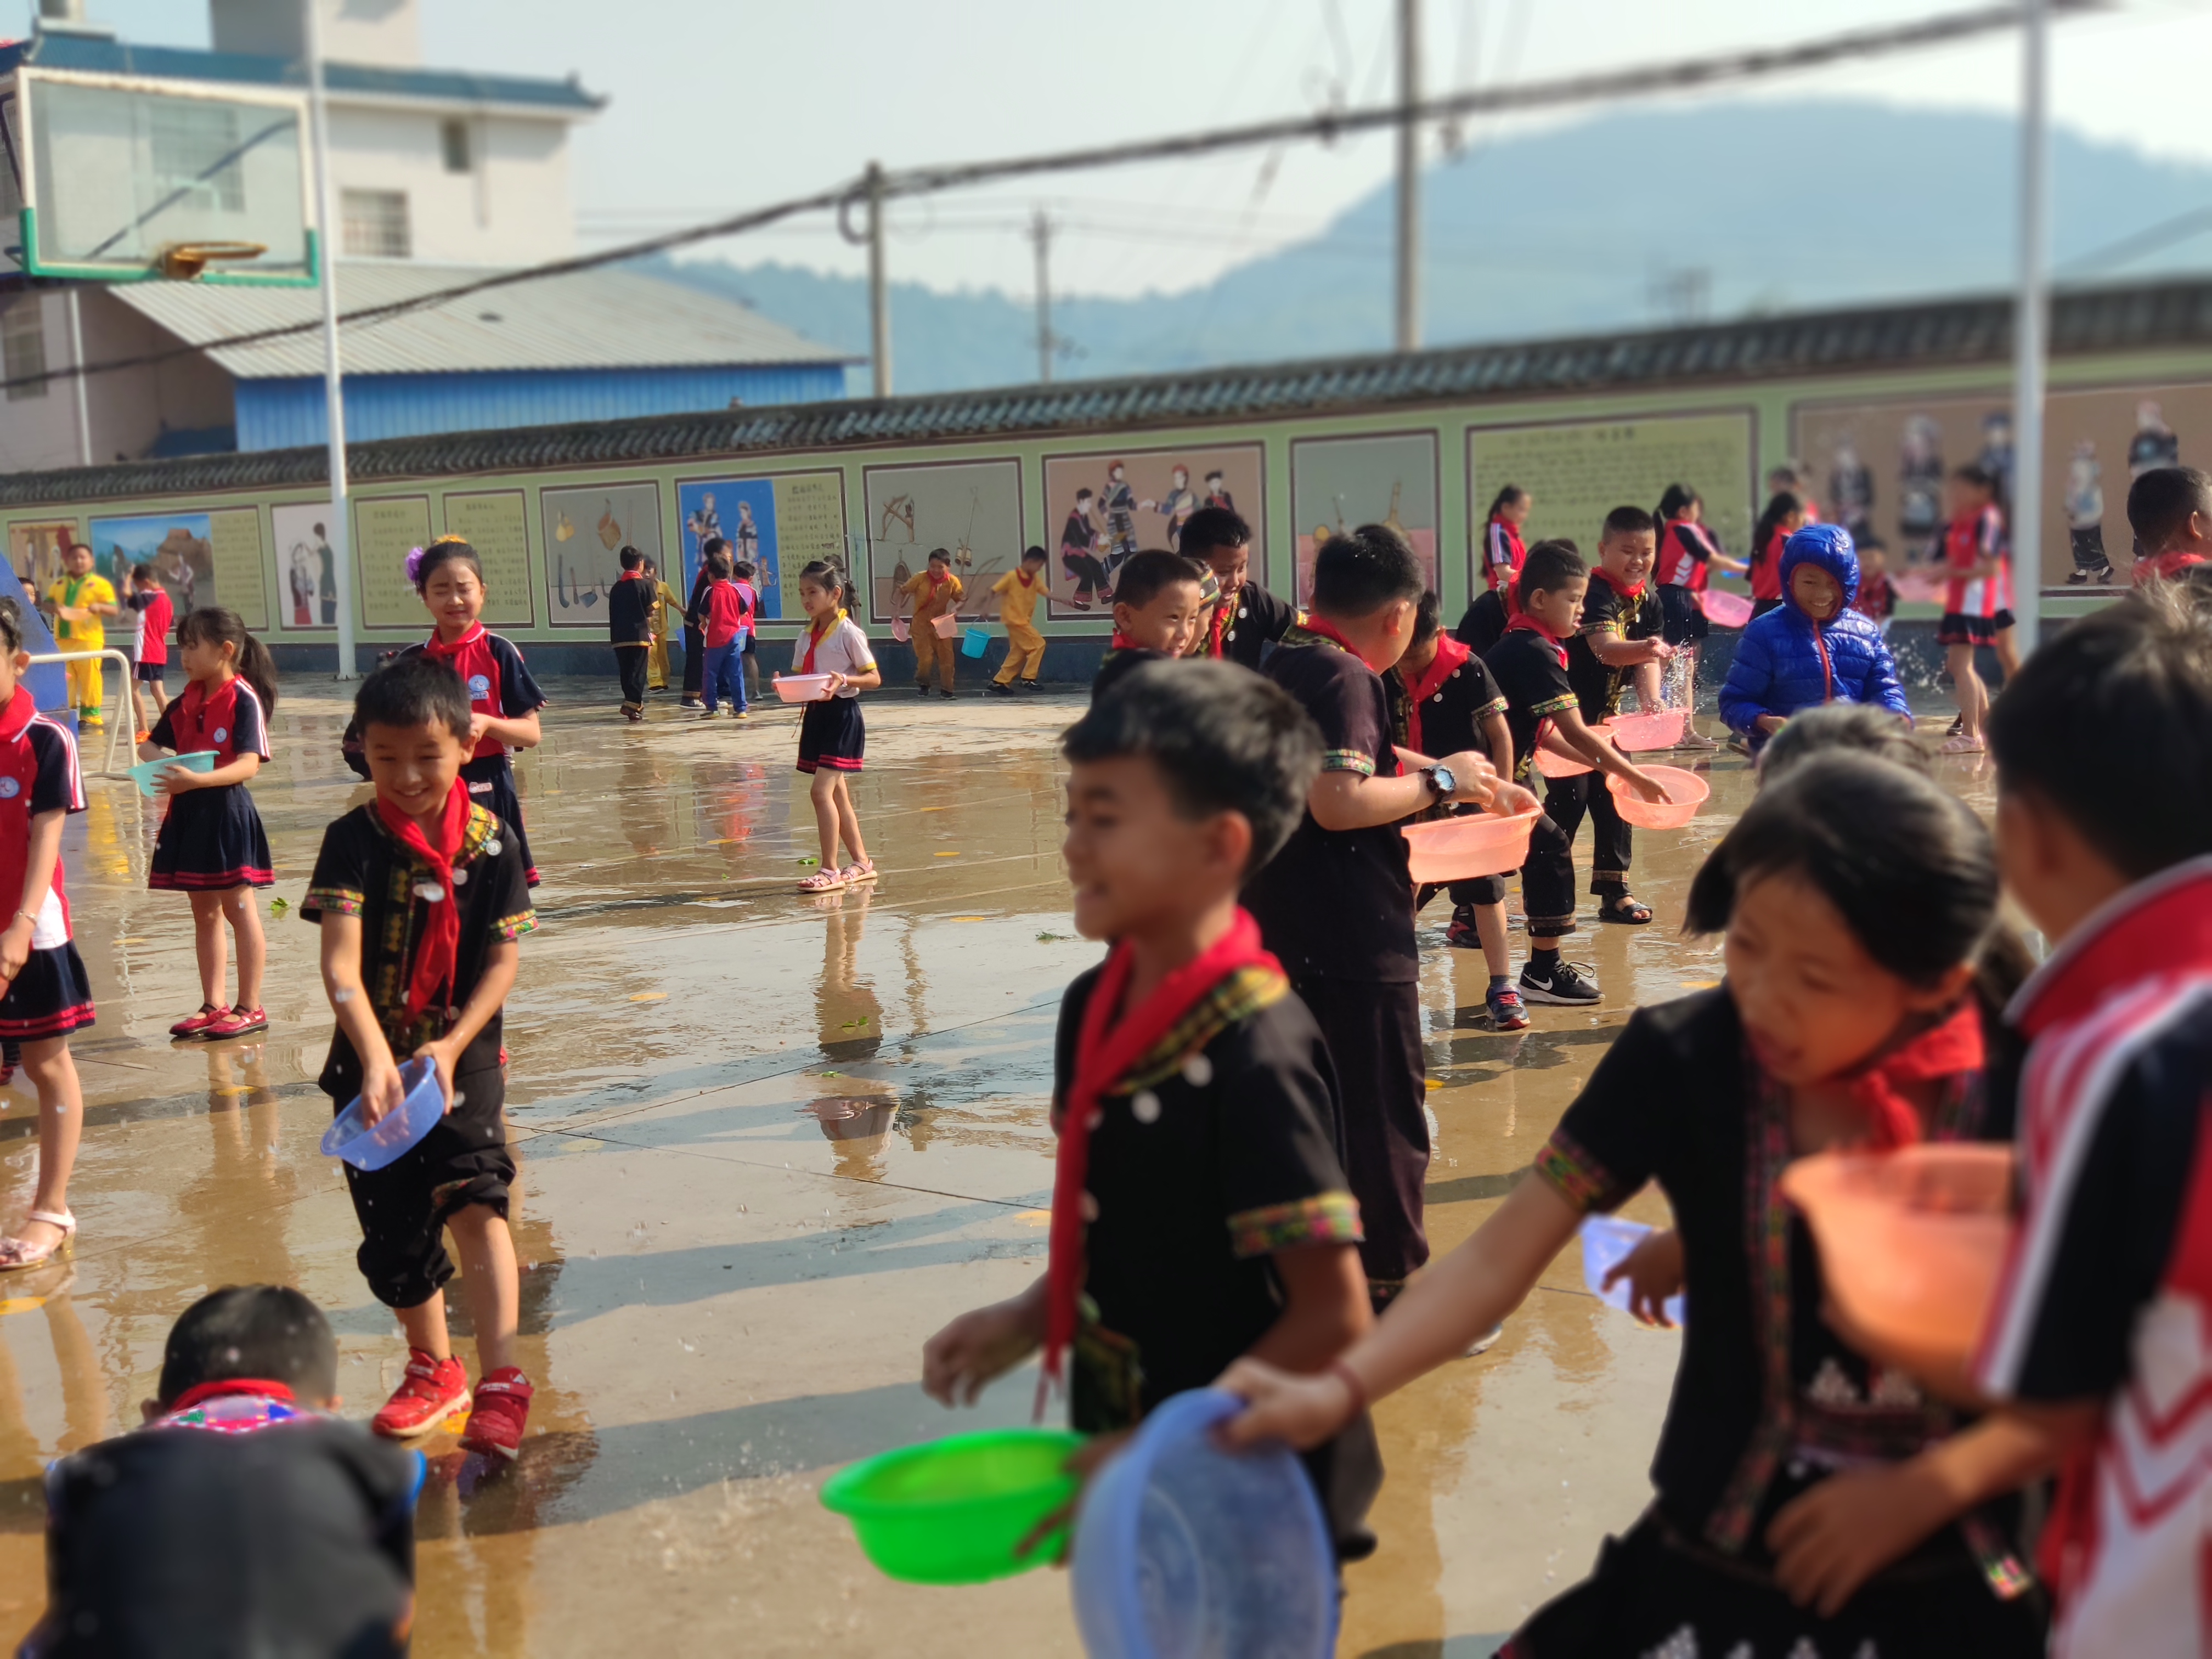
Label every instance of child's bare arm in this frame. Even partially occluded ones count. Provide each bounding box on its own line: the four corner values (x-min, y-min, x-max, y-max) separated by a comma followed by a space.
1600, 1226, 1684, 1328
1244, 1243, 1370, 1373
1481, 710, 1514, 781
1551, 706, 1667, 800
922, 1274, 1048, 1407
319, 915, 405, 1124
473, 711, 541, 750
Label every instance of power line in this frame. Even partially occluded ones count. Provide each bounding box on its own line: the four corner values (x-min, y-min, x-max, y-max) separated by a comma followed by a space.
5, 0, 2102, 396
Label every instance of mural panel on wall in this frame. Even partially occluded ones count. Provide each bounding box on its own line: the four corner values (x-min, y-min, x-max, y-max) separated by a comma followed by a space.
861, 459, 1024, 623
1795, 385, 2212, 591
8, 521, 77, 596
87, 506, 264, 629
1289, 433, 1438, 605
271, 503, 341, 629
354, 496, 435, 629
676, 471, 848, 622
1467, 411, 1756, 588
541, 482, 665, 627
1039, 444, 1261, 617
442, 491, 535, 628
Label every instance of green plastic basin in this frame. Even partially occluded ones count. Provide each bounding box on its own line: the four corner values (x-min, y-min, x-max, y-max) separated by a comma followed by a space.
819, 1427, 1086, 1584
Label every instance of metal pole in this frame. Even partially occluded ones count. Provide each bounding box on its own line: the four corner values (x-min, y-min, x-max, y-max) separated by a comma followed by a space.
306, 0, 357, 679
1395, 0, 1421, 353
2011, 0, 2050, 654
64, 289, 91, 467
866, 161, 891, 398
1030, 207, 1053, 385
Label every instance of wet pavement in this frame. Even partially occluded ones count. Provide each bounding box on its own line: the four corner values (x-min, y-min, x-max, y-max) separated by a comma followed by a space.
0, 674, 1986, 1655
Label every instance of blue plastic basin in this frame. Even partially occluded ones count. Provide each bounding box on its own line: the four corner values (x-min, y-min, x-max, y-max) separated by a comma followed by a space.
321, 1056, 446, 1171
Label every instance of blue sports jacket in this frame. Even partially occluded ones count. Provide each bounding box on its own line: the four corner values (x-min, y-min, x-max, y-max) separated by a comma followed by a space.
1718, 523, 1911, 749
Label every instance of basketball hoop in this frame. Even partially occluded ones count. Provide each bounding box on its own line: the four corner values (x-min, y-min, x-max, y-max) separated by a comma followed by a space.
156, 242, 270, 281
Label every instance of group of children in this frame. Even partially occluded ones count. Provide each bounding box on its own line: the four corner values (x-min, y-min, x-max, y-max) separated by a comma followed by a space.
34, 540, 174, 738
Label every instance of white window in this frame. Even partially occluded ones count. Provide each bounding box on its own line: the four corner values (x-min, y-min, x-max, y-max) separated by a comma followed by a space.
340, 189, 410, 259
439, 118, 471, 174
3, 296, 47, 402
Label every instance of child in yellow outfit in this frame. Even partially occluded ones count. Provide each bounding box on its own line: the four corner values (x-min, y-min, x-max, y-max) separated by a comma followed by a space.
899, 548, 964, 698
44, 544, 116, 729
987, 546, 1050, 695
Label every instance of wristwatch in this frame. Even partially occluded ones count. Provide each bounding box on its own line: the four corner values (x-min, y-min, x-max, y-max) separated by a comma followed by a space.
1420, 764, 1456, 801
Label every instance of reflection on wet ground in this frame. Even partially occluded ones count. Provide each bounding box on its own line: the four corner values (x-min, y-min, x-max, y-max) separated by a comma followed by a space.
0, 679, 1989, 1654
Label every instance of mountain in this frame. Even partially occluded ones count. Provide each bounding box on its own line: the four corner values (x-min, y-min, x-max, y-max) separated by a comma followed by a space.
647, 98, 2212, 395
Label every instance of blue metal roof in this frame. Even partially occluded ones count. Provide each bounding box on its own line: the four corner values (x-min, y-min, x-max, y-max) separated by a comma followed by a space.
0, 30, 602, 113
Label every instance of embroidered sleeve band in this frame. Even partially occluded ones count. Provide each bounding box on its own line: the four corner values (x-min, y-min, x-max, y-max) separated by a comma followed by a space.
1530, 693, 1580, 717
494, 910, 539, 942
1319, 748, 1376, 776
303, 885, 365, 917
1227, 1192, 1364, 1258
1534, 1130, 1621, 1214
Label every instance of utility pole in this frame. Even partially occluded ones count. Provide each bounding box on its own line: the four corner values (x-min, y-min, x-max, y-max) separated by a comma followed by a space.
64, 290, 90, 467
865, 161, 891, 399
2011, 0, 2050, 653
1395, 0, 1421, 353
1029, 207, 1054, 384
304, 0, 356, 678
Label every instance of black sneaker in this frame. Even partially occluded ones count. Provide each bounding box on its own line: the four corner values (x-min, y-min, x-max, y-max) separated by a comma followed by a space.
1015, 680, 1040, 693
1444, 914, 1480, 950
1519, 958, 1601, 1005
916, 684, 933, 696
987, 682, 1015, 697
940, 688, 959, 699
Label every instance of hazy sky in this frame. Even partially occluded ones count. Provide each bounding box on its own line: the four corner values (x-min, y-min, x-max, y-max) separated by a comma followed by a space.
55, 0, 2212, 297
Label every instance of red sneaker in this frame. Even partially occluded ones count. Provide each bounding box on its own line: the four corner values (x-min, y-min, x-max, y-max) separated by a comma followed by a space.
169, 1003, 225, 1039
204, 1006, 269, 1039
371, 1349, 470, 1439
460, 1367, 533, 1462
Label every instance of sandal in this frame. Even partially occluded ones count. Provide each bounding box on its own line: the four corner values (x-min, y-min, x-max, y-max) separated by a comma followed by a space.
0, 1208, 76, 1272
839, 861, 879, 885
1599, 895, 1654, 926
1939, 733, 1986, 754
797, 868, 847, 893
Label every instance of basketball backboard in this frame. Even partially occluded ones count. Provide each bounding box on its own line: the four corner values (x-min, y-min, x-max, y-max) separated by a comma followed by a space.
4, 69, 318, 285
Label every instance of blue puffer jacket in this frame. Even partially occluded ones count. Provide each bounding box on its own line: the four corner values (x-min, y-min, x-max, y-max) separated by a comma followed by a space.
1718, 523, 1911, 749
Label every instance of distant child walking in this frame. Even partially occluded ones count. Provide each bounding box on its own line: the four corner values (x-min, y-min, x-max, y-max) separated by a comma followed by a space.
791, 562, 881, 893
733, 558, 764, 704
1093, 549, 1206, 702
402, 537, 546, 885
0, 602, 92, 1271
131, 562, 173, 723
643, 557, 678, 693
1654, 483, 1745, 741
986, 545, 1049, 695
900, 548, 964, 697
1934, 465, 2016, 752
607, 545, 653, 721
1748, 490, 1808, 619
1480, 484, 1533, 602
305, 656, 537, 1462
1853, 537, 1898, 635
696, 550, 755, 719
43, 541, 116, 729
140, 607, 277, 1042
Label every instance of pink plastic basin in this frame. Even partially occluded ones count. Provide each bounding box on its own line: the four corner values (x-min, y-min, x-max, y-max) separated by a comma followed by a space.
891, 616, 910, 643
930, 612, 960, 639
1534, 740, 1596, 778
1607, 764, 1708, 828
1699, 589, 1754, 628
775, 674, 834, 703
1604, 709, 1689, 752
1780, 1144, 2015, 1380
1892, 569, 1943, 604
1403, 808, 1542, 884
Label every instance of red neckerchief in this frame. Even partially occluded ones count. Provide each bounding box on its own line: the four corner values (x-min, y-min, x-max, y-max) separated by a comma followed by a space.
1040, 910, 1281, 1411
1400, 634, 1472, 756
1108, 630, 1142, 651
166, 1379, 296, 1415
2137, 550, 2208, 585
1015, 570, 1039, 590
802, 610, 847, 675
424, 620, 485, 662
1205, 586, 1236, 658
167, 675, 244, 760
375, 778, 471, 1022
1839, 1001, 1985, 1150
1591, 567, 1647, 603
1297, 614, 1374, 669
0, 690, 48, 925
1503, 611, 1568, 669
424, 624, 505, 759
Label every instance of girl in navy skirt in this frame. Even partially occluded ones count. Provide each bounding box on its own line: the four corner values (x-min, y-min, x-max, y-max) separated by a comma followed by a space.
787, 561, 880, 894
402, 537, 544, 884
140, 607, 277, 1042
0, 603, 94, 1269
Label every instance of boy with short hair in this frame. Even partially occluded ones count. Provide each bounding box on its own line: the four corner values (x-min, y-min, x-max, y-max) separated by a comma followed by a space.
1936, 465, 2016, 751
42, 543, 115, 731
2124, 464, 2212, 586
1185, 505, 1295, 670
987, 545, 1050, 696
27, 1285, 420, 1656
900, 547, 964, 697
697, 550, 753, 719
1485, 539, 1670, 1006
1388, 590, 1524, 1031
1092, 549, 1206, 702
131, 561, 172, 720
923, 658, 1381, 1555
1247, 525, 1520, 1306
1556, 506, 1675, 928
732, 558, 764, 705
606, 545, 653, 722
304, 656, 538, 1462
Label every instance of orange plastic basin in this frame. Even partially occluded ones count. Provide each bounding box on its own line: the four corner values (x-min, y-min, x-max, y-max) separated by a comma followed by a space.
931, 612, 960, 639
1607, 764, 1707, 828
1604, 709, 1689, 751
1403, 807, 1542, 884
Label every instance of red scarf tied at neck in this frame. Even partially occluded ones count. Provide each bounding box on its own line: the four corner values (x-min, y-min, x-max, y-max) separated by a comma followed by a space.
1842, 1000, 1985, 1151
375, 778, 472, 1022
1504, 610, 1569, 668
1205, 588, 1236, 659
1298, 615, 1375, 669
424, 621, 485, 662
1401, 634, 1472, 757
1039, 909, 1281, 1414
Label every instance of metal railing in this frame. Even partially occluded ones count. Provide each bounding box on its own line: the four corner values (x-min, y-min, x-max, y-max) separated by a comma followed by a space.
27, 650, 133, 777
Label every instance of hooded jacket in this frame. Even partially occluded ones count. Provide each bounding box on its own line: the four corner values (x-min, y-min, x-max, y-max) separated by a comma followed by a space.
1718, 523, 1910, 749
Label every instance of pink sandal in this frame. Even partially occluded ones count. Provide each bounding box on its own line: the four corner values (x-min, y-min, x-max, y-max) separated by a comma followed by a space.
0, 1208, 76, 1271
839, 860, 878, 885
797, 868, 847, 893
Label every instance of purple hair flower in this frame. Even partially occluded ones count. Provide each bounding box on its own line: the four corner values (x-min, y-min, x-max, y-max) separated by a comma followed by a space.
404, 546, 426, 585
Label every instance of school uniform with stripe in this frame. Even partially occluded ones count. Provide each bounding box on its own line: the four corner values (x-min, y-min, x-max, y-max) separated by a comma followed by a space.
147, 678, 274, 890
0, 691, 94, 1039
401, 628, 546, 887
